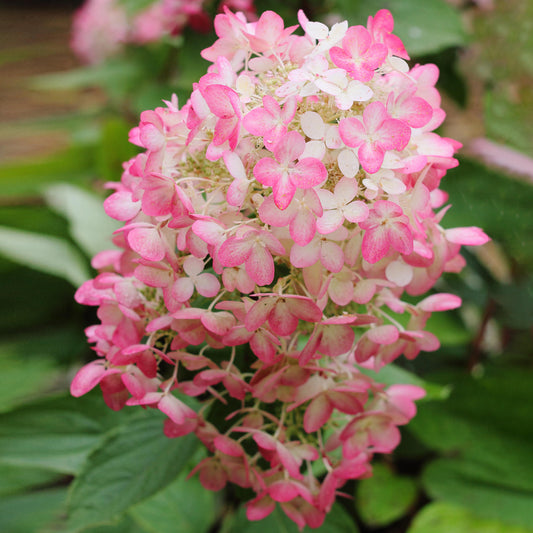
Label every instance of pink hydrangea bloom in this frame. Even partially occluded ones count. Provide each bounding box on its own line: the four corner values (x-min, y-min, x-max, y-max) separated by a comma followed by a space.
72, 7, 489, 529
72, 0, 210, 64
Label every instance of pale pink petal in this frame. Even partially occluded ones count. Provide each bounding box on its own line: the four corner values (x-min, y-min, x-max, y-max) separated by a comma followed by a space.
363, 101, 388, 134
290, 239, 320, 268
218, 237, 253, 267
367, 325, 399, 344
316, 210, 343, 234
418, 293, 462, 312
246, 245, 275, 286
445, 227, 490, 245
253, 157, 281, 187
195, 273, 221, 297
316, 189, 336, 210
183, 256, 205, 277
70, 361, 108, 397
104, 191, 141, 221
328, 277, 353, 306
128, 226, 166, 261
258, 196, 294, 227
335, 176, 358, 204
201, 311, 235, 336
170, 277, 195, 303
223, 151, 247, 180
320, 241, 344, 272
261, 231, 286, 255
343, 201, 369, 223
369, 419, 401, 452
290, 208, 317, 246
158, 394, 196, 425
223, 325, 254, 345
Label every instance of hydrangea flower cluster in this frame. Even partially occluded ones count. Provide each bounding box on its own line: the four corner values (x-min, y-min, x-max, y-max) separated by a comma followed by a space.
71, 0, 256, 64
72, 8, 489, 529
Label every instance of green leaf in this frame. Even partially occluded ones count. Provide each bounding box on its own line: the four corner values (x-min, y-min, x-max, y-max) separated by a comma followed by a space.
338, 0, 465, 55
0, 487, 67, 533
67, 414, 199, 531
0, 146, 94, 198
0, 226, 90, 286
221, 503, 358, 533
130, 472, 216, 533
409, 366, 533, 528
408, 502, 533, 533
0, 326, 87, 369
51, 514, 148, 533
442, 159, 533, 268
0, 392, 132, 474
425, 310, 471, 346
0, 464, 62, 497
355, 463, 418, 527
0, 265, 77, 334
0, 352, 60, 413
96, 118, 138, 182
44, 183, 119, 257
359, 364, 451, 401
422, 459, 533, 529
33, 62, 141, 94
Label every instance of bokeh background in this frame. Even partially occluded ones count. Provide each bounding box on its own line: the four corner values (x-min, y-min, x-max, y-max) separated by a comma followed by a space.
0, 1, 532, 532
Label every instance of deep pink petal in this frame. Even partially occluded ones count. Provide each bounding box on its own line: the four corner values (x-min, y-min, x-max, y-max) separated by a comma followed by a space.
272, 173, 297, 210
243, 107, 276, 136
376, 118, 411, 151
358, 142, 385, 174
285, 297, 322, 322
245, 297, 277, 331
254, 157, 281, 187
269, 301, 299, 336
389, 222, 413, 255
292, 158, 328, 188
304, 394, 332, 433
338, 117, 366, 148
362, 226, 390, 263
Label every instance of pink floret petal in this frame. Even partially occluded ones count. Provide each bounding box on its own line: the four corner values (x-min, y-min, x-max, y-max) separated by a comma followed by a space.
71, 5, 488, 530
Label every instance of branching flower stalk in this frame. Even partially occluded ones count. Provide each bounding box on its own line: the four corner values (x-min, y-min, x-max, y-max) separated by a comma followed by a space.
72, 8, 489, 529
